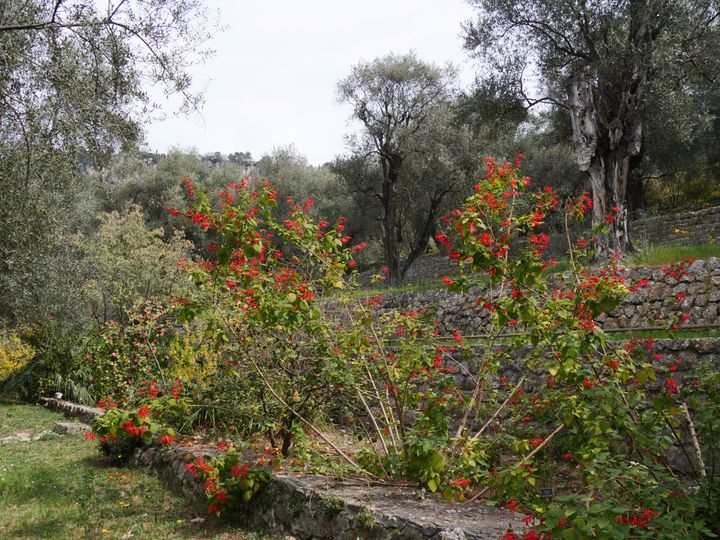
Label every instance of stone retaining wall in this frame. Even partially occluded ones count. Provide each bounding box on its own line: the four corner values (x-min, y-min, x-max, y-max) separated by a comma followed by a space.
632, 206, 720, 246
130, 444, 524, 540
355, 206, 720, 286
352, 258, 720, 335
39, 397, 524, 539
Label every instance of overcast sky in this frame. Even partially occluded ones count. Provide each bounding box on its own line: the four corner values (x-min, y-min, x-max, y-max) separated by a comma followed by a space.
142, 0, 478, 166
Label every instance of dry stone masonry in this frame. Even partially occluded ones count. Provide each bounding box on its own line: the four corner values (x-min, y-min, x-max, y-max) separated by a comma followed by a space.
360, 258, 720, 335
631, 206, 720, 246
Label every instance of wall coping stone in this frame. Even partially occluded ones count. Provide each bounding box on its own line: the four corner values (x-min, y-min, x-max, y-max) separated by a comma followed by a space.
129, 441, 526, 540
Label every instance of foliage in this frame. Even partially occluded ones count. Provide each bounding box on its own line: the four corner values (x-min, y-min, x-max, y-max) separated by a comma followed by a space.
183, 447, 273, 515
463, 0, 720, 255
0, 330, 34, 381
81, 206, 192, 323
644, 174, 720, 213
423, 157, 717, 538
173, 178, 357, 455
167, 324, 220, 383
626, 243, 720, 267
91, 400, 178, 462
337, 52, 464, 285
80, 299, 176, 402
256, 145, 346, 223
685, 361, 720, 533
0, 0, 216, 340
101, 150, 252, 246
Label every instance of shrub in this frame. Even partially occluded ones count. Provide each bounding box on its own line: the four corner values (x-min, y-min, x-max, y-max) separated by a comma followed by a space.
183, 446, 273, 515
80, 299, 175, 402
91, 400, 177, 462
171, 178, 357, 456
0, 330, 34, 381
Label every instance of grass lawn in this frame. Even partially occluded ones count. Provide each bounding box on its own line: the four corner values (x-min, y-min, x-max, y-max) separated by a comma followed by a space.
625, 243, 720, 266
0, 401, 280, 540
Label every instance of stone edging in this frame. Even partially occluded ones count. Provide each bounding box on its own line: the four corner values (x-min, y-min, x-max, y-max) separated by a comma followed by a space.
39, 397, 104, 423
130, 443, 525, 540
38, 397, 524, 539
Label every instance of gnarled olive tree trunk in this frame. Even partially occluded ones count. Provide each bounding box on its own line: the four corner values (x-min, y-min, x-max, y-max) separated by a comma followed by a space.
567, 67, 647, 258
566, 4, 657, 259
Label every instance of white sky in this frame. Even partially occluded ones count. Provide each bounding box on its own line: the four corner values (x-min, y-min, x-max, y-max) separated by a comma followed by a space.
142, 0, 478, 166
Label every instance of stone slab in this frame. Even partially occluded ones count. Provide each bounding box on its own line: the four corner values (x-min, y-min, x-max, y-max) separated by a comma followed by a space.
129, 443, 525, 540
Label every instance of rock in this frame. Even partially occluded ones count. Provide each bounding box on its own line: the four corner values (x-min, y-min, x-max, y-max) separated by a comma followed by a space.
39, 397, 103, 423
52, 421, 91, 435
439, 528, 467, 539
0, 430, 52, 444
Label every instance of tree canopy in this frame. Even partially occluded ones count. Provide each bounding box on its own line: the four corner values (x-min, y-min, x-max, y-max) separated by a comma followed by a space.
0, 0, 216, 328
337, 52, 463, 285
464, 0, 720, 256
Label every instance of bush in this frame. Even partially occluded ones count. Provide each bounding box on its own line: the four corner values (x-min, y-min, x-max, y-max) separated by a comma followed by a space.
171, 178, 358, 456
0, 330, 34, 381
80, 299, 175, 403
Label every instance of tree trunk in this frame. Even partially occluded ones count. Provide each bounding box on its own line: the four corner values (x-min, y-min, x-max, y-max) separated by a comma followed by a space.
381, 155, 403, 287
566, 66, 645, 259
565, 1, 658, 259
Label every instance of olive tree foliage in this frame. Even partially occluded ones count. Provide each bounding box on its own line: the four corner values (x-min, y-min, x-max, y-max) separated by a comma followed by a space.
80, 206, 192, 325
256, 145, 347, 221
101, 150, 249, 245
464, 0, 720, 257
0, 0, 216, 329
337, 52, 462, 285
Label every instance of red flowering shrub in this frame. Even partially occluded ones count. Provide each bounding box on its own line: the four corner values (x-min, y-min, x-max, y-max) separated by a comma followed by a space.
172, 178, 357, 456
91, 401, 176, 462
80, 299, 174, 402
183, 446, 272, 515
428, 156, 716, 538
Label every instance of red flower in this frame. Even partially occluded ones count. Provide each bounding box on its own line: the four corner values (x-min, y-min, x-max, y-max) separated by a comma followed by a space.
160, 435, 174, 445
83, 432, 97, 440
582, 379, 594, 389
505, 499, 520, 512
441, 276, 454, 286
449, 478, 471, 488
665, 378, 679, 395
529, 436, 543, 448
561, 453, 572, 460
208, 504, 220, 514
138, 405, 149, 418
232, 464, 250, 478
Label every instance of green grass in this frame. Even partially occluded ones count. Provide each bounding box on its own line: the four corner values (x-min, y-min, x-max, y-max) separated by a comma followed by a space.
626, 243, 720, 267
0, 402, 279, 540
0, 402, 63, 437
605, 327, 720, 341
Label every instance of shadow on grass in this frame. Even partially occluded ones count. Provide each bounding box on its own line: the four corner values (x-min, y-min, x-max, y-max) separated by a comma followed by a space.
0, 434, 279, 539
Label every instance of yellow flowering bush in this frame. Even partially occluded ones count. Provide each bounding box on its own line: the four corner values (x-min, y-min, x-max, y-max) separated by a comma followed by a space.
0, 330, 34, 380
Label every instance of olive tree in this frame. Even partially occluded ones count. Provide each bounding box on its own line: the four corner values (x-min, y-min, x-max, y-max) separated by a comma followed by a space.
464, 0, 720, 257
338, 52, 459, 285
